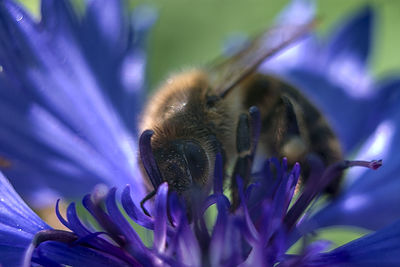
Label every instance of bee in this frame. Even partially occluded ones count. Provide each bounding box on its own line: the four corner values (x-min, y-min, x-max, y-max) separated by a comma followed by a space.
139, 20, 342, 211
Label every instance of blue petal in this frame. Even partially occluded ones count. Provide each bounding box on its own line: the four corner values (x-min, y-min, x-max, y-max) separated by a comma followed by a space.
312, 219, 400, 266
0, 0, 146, 205
283, 69, 397, 154
80, 2, 156, 132
262, 5, 384, 155
82, 0, 126, 51
40, 0, 79, 35
36, 242, 130, 267
0, 172, 49, 266
302, 106, 400, 231
324, 6, 374, 66
40, 0, 156, 133
261, 0, 318, 73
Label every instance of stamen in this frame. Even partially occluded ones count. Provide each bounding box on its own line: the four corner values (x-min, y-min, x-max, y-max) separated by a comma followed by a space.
285, 159, 383, 231
345, 159, 383, 170
139, 130, 163, 190
121, 186, 155, 230
55, 199, 70, 229
82, 194, 126, 246
72, 232, 108, 246
32, 229, 78, 246
23, 229, 78, 267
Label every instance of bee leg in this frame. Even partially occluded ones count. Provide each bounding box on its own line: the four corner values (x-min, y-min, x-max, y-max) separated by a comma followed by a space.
280, 96, 339, 194
230, 107, 260, 210
279, 95, 307, 165
140, 189, 156, 217
282, 96, 300, 135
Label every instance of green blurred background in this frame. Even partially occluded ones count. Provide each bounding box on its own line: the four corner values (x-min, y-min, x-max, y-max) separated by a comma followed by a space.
139, 0, 400, 90
18, 0, 400, 90
16, 0, 400, 250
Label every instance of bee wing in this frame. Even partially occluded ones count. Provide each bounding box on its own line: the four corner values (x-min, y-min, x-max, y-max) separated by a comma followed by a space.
209, 20, 316, 98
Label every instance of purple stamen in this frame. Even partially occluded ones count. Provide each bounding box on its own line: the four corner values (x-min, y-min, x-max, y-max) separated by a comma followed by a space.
26, 120, 385, 267
346, 159, 383, 170
33, 229, 78, 246
72, 232, 109, 246
82, 194, 126, 246
64, 202, 133, 263
154, 183, 169, 254
121, 186, 156, 229
285, 159, 383, 231
139, 130, 164, 189
23, 230, 78, 267
237, 176, 259, 243
55, 199, 70, 229
105, 188, 150, 258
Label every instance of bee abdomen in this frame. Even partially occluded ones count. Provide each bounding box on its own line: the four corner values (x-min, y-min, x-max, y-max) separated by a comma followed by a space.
239, 74, 343, 193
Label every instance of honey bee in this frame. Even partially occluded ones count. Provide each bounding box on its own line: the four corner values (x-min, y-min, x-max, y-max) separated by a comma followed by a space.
139, 20, 342, 211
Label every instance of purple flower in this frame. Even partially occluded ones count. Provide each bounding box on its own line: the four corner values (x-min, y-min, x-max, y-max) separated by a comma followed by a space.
0, 152, 398, 266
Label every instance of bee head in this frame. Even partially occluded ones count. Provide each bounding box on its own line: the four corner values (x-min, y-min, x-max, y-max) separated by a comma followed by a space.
152, 139, 210, 194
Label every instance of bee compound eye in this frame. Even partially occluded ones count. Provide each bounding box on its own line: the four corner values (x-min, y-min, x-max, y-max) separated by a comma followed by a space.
183, 141, 209, 185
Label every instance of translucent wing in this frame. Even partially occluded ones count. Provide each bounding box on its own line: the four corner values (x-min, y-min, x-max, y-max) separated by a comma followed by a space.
209, 20, 316, 98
